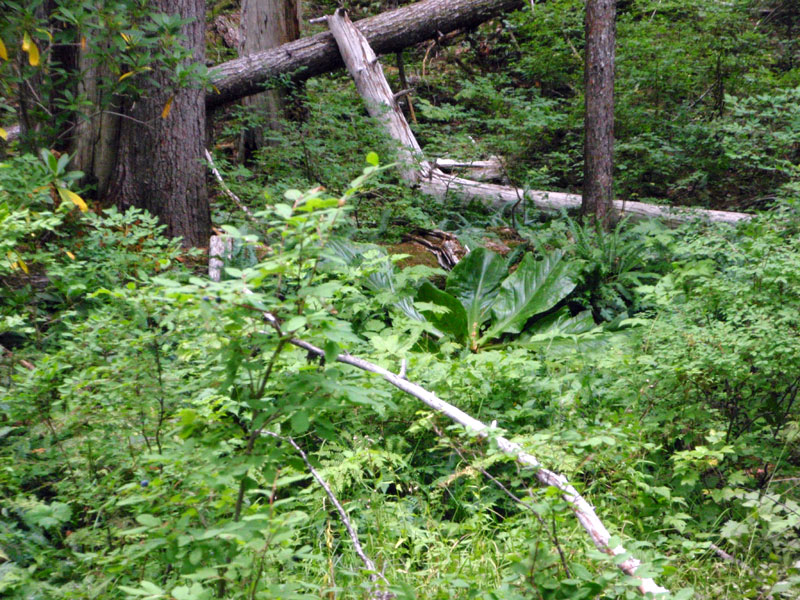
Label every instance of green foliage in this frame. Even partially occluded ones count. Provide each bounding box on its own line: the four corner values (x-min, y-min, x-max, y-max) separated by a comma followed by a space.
600, 211, 800, 595
2, 0, 800, 597
409, 0, 798, 208
419, 247, 579, 350
0, 0, 207, 151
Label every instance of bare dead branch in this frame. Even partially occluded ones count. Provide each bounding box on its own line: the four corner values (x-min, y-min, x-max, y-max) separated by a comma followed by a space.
204, 149, 258, 222
264, 432, 394, 600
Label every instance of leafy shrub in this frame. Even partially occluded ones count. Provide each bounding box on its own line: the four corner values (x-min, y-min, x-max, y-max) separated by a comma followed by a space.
627, 213, 800, 581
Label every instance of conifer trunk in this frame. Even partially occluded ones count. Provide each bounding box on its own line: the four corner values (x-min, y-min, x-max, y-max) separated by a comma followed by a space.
238, 0, 302, 157
582, 0, 616, 228
108, 0, 210, 247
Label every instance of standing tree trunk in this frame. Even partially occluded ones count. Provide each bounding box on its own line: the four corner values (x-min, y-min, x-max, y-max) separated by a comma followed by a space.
238, 0, 301, 159
70, 49, 121, 200
582, 0, 616, 228
107, 0, 210, 247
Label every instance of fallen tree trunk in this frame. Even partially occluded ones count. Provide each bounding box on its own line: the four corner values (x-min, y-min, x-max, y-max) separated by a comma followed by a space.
326, 8, 752, 225
435, 156, 505, 182
207, 0, 524, 109
422, 171, 752, 224
323, 15, 670, 595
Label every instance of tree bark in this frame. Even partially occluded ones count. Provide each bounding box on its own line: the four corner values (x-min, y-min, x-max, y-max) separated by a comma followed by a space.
70, 49, 120, 199
108, 0, 210, 248
207, 0, 525, 109
238, 0, 302, 157
582, 0, 616, 228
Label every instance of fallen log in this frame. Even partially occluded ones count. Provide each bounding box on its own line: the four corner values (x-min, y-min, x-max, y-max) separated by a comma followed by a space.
207, 0, 524, 109
435, 156, 505, 182
325, 11, 674, 594
326, 8, 752, 225
421, 171, 752, 224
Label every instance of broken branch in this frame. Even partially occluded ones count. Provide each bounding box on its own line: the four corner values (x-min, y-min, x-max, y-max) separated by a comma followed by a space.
264, 432, 394, 600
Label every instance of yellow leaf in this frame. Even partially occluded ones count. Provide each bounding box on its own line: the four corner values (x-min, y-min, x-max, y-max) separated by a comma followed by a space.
0, 36, 7, 60
17, 257, 28, 274
0, 127, 7, 141
57, 187, 89, 212
65, 250, 76, 260
212, 85, 220, 95
118, 71, 134, 82
120, 32, 131, 44
22, 32, 39, 66
161, 96, 173, 119
80, 36, 86, 51
28, 43, 40, 66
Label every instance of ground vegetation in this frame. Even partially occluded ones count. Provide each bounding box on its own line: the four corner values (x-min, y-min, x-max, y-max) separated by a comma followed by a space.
1, 0, 799, 598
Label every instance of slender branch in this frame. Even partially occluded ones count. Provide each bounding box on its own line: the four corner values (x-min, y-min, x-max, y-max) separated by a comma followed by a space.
264, 432, 394, 600
709, 542, 749, 569
234, 337, 289, 522
0, 343, 35, 371
151, 336, 165, 457
204, 149, 258, 222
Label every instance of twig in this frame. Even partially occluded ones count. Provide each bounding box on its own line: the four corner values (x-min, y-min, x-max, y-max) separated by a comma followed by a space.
0, 343, 35, 370
392, 88, 414, 102
431, 423, 571, 577
204, 149, 258, 222
264, 432, 394, 600
709, 543, 749, 569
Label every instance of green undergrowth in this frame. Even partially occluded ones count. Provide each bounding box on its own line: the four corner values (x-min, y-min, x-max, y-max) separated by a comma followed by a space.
2, 148, 799, 598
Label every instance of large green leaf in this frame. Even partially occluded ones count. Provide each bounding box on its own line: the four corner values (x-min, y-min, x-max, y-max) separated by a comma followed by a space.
324, 239, 430, 326
481, 250, 577, 344
416, 282, 468, 344
445, 248, 506, 348
526, 307, 596, 337
516, 307, 602, 353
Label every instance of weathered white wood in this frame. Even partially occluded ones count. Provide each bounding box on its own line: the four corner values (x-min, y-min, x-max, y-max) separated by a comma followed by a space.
435, 156, 504, 182
327, 9, 428, 182
204, 149, 257, 222
264, 433, 394, 599
289, 336, 670, 597
327, 8, 750, 225
208, 0, 526, 108
423, 170, 752, 225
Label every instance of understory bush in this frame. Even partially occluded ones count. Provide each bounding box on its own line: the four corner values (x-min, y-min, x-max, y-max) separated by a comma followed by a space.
607, 210, 800, 596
